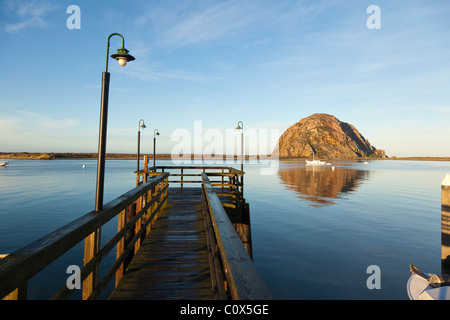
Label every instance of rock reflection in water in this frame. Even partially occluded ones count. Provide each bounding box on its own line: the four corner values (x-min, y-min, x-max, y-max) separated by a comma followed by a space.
277, 163, 370, 207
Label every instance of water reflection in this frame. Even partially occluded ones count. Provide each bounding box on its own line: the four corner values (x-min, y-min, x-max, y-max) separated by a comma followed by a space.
277, 162, 371, 207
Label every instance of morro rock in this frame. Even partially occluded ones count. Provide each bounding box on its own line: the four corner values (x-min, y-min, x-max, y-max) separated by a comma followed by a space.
274, 113, 386, 159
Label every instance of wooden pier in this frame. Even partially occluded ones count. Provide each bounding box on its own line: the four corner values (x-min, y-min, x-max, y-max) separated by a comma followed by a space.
0, 164, 270, 300
109, 188, 213, 299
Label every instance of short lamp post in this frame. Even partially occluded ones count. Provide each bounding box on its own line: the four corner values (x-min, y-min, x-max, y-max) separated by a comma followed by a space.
95, 33, 135, 212
153, 129, 160, 168
137, 119, 146, 171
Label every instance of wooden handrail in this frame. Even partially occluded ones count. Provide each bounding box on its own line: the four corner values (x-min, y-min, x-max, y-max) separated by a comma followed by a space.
137, 166, 244, 209
201, 173, 271, 300
0, 173, 169, 300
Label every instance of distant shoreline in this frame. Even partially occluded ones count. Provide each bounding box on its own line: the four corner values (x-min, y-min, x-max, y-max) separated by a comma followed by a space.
1, 152, 449, 162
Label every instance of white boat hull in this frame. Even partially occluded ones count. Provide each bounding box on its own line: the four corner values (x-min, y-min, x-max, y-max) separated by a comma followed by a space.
305, 160, 326, 165
407, 273, 450, 300
0, 161, 8, 167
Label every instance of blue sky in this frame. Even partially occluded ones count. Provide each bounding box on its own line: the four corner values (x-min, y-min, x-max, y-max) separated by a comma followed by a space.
1, 0, 449, 157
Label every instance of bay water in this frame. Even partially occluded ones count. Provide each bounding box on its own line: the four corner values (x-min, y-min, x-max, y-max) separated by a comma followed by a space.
0, 159, 449, 299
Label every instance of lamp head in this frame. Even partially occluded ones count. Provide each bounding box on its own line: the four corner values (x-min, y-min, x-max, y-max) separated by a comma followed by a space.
111, 47, 135, 67
139, 119, 146, 130
236, 121, 243, 130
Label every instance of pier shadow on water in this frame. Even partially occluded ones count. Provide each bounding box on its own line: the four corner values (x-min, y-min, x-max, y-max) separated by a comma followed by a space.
277, 162, 371, 207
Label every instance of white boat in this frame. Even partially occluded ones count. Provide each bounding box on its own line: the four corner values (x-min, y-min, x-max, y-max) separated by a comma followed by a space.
0, 161, 8, 167
305, 145, 326, 165
305, 160, 326, 165
407, 264, 450, 300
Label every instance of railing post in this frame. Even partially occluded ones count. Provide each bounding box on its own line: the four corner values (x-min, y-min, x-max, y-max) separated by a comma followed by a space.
442, 174, 450, 274
233, 203, 253, 260
145, 188, 153, 236
181, 168, 184, 190
240, 172, 244, 200
143, 155, 148, 183
83, 228, 101, 300
0, 254, 27, 300
164, 176, 169, 208
124, 203, 136, 271
134, 196, 143, 254
1, 282, 27, 300
115, 209, 126, 286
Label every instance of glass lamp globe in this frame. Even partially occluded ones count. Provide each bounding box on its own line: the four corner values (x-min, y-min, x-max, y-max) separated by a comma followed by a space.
118, 57, 128, 66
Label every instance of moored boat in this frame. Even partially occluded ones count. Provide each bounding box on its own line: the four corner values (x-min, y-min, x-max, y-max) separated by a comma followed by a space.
407, 264, 450, 300
305, 144, 326, 165
305, 160, 326, 165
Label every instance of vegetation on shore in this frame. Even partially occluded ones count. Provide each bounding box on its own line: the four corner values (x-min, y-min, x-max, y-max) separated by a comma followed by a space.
0, 152, 172, 160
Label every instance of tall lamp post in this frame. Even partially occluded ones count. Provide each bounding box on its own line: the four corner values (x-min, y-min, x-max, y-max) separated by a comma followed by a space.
236, 121, 244, 172
85, 32, 135, 300
137, 119, 146, 171
95, 33, 135, 212
153, 129, 160, 168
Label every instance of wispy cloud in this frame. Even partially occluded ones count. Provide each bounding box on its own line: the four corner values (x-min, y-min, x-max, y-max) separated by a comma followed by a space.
136, 1, 276, 50
128, 1, 332, 82
0, 109, 83, 151
117, 40, 214, 83
124, 64, 211, 82
161, 2, 261, 48
1, 109, 80, 133
1, 0, 58, 34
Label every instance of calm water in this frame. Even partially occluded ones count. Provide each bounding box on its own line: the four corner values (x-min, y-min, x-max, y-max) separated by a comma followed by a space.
1, 159, 449, 299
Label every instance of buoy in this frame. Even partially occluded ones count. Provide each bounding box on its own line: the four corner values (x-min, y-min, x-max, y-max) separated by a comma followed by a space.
82, 164, 86, 168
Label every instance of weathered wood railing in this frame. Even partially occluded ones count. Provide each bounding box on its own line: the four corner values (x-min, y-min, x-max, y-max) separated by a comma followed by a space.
0, 173, 169, 300
137, 165, 244, 210
140, 165, 253, 259
201, 173, 271, 300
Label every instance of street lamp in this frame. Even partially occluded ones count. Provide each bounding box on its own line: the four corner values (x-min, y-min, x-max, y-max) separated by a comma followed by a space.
137, 119, 146, 171
95, 33, 135, 212
153, 129, 160, 168
236, 121, 244, 172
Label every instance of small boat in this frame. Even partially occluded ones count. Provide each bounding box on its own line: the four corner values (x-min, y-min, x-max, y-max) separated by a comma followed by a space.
407, 264, 450, 300
305, 145, 326, 165
0, 161, 8, 167
305, 160, 326, 165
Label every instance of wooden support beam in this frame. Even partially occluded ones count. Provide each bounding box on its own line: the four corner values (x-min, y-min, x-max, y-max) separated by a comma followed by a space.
442, 174, 450, 274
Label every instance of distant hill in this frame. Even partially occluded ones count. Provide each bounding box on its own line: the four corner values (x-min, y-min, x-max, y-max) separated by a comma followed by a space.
273, 113, 386, 159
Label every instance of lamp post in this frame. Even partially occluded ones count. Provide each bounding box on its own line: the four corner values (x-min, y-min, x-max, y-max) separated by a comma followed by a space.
95, 33, 135, 212
236, 121, 244, 172
153, 129, 160, 168
86, 32, 135, 300
137, 119, 146, 171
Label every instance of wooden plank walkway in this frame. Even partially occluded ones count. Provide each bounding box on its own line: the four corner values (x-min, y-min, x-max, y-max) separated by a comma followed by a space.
108, 187, 215, 300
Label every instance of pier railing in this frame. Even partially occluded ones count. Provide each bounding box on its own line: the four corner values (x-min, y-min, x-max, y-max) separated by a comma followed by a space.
137, 165, 245, 210
201, 173, 271, 300
0, 173, 169, 300
1, 165, 269, 300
